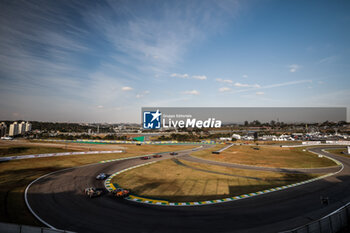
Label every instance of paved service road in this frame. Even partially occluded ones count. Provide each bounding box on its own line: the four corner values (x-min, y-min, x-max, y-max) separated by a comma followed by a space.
26, 146, 350, 233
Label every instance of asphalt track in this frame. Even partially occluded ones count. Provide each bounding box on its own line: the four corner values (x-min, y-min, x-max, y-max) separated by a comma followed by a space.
26, 146, 350, 233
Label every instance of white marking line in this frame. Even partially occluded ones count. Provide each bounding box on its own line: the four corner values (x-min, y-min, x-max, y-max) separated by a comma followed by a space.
25, 169, 71, 230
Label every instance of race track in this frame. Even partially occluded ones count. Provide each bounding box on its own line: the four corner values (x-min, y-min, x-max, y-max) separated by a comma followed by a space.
26, 146, 350, 233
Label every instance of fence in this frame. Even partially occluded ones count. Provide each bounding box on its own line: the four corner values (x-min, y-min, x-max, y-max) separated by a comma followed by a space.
0, 222, 75, 233
281, 202, 350, 233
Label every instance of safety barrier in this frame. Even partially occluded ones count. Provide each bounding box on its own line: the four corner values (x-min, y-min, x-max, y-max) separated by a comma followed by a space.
34, 139, 223, 145
0, 222, 75, 233
280, 201, 350, 233
0, 150, 123, 162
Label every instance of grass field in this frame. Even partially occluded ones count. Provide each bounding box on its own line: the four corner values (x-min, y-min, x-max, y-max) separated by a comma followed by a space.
0, 142, 196, 225
191, 145, 336, 168
112, 159, 320, 202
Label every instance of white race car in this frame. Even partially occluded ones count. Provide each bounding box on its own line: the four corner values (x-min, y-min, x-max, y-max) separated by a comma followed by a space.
96, 173, 107, 180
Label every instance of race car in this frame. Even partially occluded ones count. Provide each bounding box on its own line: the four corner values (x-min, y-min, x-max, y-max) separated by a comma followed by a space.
96, 173, 107, 180
84, 187, 103, 198
170, 152, 178, 155
140, 156, 151, 160
152, 154, 162, 158
113, 188, 130, 198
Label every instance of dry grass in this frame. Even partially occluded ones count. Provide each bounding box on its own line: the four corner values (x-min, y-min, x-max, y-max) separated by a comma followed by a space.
0, 142, 196, 225
191, 145, 336, 168
112, 159, 319, 202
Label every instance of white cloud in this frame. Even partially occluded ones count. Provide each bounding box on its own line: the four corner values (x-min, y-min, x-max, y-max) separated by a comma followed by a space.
231, 80, 312, 94
183, 90, 200, 95
216, 78, 233, 84
289, 64, 300, 73
219, 87, 231, 92
171, 73, 207, 80
234, 82, 260, 88
192, 75, 207, 80
171, 73, 189, 78
318, 56, 337, 64
242, 74, 248, 78
97, 105, 104, 109
122, 86, 133, 91
256, 92, 264, 95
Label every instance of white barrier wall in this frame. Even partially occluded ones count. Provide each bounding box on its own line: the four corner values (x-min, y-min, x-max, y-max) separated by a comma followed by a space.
0, 222, 75, 233
302, 141, 321, 145
0, 150, 123, 162
326, 140, 350, 145
281, 202, 350, 233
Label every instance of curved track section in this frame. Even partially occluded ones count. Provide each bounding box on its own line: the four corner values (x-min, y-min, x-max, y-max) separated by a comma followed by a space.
180, 154, 341, 174
26, 146, 350, 233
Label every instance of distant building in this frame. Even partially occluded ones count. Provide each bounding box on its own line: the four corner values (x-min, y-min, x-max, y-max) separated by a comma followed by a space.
25, 122, 32, 132
18, 121, 26, 134
0, 122, 7, 137
9, 122, 18, 136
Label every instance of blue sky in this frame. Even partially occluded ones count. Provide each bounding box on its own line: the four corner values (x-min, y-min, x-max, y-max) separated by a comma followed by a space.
0, 0, 349, 123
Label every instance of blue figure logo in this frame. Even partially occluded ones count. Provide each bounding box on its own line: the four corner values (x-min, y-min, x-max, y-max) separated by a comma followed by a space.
143, 109, 161, 129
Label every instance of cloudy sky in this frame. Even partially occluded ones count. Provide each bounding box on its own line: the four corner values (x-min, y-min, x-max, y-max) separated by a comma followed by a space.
0, 0, 349, 123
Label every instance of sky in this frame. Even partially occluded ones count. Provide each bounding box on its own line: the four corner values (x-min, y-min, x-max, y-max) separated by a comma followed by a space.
0, 0, 349, 123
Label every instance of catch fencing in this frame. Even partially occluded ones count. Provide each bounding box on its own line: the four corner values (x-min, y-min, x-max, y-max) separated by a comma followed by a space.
0, 222, 75, 233
281, 202, 350, 233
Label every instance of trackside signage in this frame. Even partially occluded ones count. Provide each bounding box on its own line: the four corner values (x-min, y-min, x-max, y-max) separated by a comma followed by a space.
141, 107, 347, 130
142, 109, 222, 129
